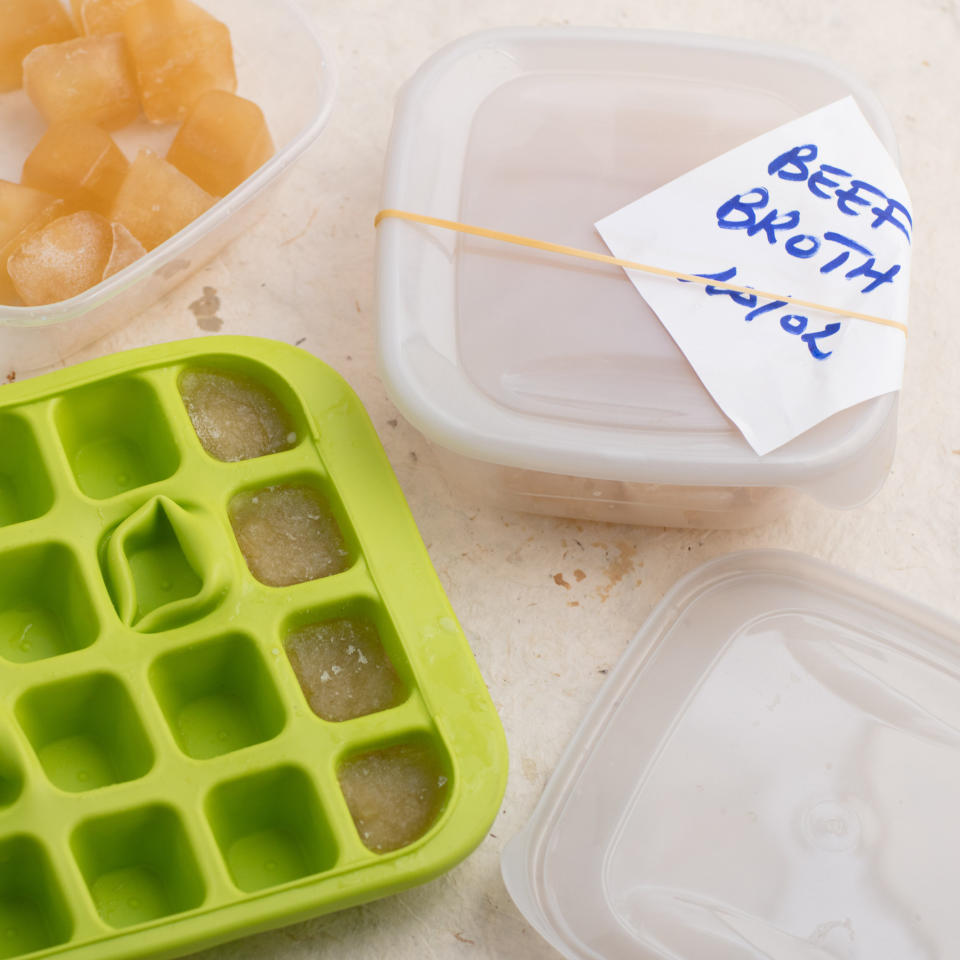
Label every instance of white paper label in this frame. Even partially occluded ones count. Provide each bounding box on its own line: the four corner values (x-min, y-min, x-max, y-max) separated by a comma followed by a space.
595, 97, 912, 455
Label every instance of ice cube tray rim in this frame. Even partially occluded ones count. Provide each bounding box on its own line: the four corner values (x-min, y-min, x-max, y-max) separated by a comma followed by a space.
0, 0, 338, 328
0, 336, 507, 960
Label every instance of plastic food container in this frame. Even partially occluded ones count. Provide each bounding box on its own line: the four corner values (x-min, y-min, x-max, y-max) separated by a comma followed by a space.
376, 28, 901, 529
502, 550, 960, 959
0, 336, 506, 960
0, 0, 335, 374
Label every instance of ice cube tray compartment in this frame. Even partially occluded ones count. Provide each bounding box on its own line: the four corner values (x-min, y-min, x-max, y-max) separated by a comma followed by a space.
337, 734, 452, 855
0, 835, 73, 959
227, 475, 356, 589
282, 595, 412, 724
0, 734, 25, 810
54, 377, 181, 501
71, 805, 207, 930
177, 358, 309, 464
0, 337, 506, 960
16, 672, 155, 794
150, 633, 287, 760
206, 766, 339, 894
101, 496, 232, 633
0, 413, 54, 530
0, 543, 99, 665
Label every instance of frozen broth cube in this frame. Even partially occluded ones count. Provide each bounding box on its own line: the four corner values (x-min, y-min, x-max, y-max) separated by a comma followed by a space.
0, 0, 77, 92
229, 485, 349, 588
339, 744, 449, 852
74, 0, 144, 35
102, 221, 146, 278
110, 150, 215, 250
0, 181, 63, 303
179, 368, 297, 462
69, 0, 86, 28
22, 33, 140, 129
0, 181, 59, 243
167, 91, 275, 197
8, 211, 113, 306
286, 619, 403, 723
123, 0, 236, 125
22, 122, 129, 217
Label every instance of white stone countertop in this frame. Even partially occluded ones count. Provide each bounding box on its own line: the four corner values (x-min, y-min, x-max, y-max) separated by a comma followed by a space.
8, 0, 960, 957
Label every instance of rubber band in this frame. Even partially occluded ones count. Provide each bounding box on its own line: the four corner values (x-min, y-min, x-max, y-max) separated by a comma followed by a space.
374, 209, 908, 336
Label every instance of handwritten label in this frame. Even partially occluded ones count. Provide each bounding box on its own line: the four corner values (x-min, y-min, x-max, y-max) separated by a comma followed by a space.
595, 98, 912, 455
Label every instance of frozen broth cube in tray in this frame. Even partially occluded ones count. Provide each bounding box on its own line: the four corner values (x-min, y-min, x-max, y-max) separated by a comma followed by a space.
22, 122, 129, 217
0, 0, 77, 92
0, 181, 64, 303
168, 91, 275, 197
8, 211, 114, 306
23, 33, 140, 129
179, 368, 298, 462
123, 0, 237, 125
110, 150, 215, 250
339, 744, 449, 853
74, 0, 145, 36
229, 485, 349, 588
286, 619, 404, 722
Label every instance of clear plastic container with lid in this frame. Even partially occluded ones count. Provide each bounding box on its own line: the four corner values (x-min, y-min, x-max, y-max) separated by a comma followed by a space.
376, 28, 902, 528
502, 550, 960, 960
0, 0, 335, 374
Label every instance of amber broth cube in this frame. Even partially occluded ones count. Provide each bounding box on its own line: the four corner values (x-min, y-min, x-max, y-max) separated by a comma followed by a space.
75, 0, 144, 35
8, 211, 114, 306
168, 91, 275, 197
22, 122, 129, 217
179, 368, 297, 462
339, 744, 449, 853
0, 182, 59, 245
102, 221, 146, 278
110, 150, 215, 251
123, 0, 236, 125
286, 619, 404, 723
69, 0, 85, 28
0, 181, 63, 304
23, 33, 140, 130
0, 0, 77, 92
229, 485, 349, 588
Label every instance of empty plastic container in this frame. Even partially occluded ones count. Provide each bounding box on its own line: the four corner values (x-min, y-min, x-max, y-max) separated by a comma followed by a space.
0, 337, 507, 960
502, 550, 960, 959
0, 0, 335, 374
376, 28, 901, 528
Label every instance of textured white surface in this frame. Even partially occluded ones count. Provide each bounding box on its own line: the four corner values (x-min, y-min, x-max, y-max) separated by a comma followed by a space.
7, 0, 960, 957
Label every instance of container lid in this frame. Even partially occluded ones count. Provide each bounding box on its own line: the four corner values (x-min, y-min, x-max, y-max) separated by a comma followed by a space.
502, 550, 960, 960
377, 29, 900, 505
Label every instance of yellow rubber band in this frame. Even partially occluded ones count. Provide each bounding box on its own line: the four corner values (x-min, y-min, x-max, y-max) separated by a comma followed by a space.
375, 209, 908, 336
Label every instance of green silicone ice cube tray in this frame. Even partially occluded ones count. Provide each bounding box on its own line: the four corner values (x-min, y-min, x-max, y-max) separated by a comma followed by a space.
0, 336, 507, 960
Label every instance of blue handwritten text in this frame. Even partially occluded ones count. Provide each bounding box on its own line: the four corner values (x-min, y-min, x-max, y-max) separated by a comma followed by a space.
766, 143, 912, 243
681, 267, 842, 360
716, 188, 901, 294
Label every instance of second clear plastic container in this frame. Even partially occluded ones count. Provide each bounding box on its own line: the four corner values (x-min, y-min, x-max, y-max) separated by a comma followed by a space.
0, 0, 335, 374
376, 28, 902, 529
503, 550, 960, 959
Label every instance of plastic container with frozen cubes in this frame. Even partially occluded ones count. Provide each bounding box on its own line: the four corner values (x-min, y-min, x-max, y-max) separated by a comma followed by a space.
502, 550, 960, 959
0, 0, 336, 374
376, 28, 902, 529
